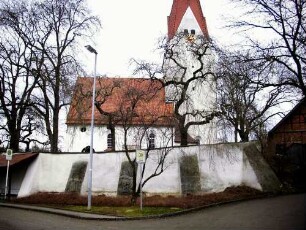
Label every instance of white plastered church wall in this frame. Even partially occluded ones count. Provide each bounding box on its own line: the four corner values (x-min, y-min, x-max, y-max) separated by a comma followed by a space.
114, 126, 175, 150
65, 125, 175, 152
65, 125, 109, 152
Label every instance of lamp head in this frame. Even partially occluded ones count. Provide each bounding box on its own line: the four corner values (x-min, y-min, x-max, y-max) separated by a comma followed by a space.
85, 45, 97, 54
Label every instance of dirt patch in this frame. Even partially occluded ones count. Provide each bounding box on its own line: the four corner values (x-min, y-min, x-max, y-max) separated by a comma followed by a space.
13, 186, 264, 209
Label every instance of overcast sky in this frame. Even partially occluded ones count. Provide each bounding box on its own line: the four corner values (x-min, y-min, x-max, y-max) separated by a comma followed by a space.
84, 0, 239, 77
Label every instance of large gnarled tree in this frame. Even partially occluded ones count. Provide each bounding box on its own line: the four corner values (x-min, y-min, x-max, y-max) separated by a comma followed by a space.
0, 0, 101, 152
133, 33, 219, 146
0, 25, 41, 151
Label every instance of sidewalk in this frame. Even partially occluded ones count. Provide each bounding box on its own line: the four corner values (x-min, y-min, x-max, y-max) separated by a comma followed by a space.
0, 202, 124, 220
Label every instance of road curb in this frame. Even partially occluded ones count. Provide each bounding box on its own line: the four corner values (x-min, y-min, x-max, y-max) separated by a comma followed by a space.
0, 203, 124, 220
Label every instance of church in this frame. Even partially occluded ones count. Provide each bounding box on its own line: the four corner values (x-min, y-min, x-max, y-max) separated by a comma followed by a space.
1, 1, 282, 199
65, 0, 217, 152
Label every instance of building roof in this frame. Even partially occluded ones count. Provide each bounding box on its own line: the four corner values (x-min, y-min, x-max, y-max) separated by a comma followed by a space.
66, 77, 175, 126
167, 0, 209, 39
268, 97, 306, 136
0, 153, 38, 168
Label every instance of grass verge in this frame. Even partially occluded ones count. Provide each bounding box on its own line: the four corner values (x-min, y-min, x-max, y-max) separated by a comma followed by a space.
10, 186, 266, 217
58, 205, 181, 217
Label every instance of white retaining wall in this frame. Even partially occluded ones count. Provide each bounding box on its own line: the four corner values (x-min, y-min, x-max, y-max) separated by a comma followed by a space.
18, 143, 262, 197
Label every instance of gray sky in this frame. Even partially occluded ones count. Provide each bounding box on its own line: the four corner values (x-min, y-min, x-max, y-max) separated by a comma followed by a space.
84, 0, 238, 77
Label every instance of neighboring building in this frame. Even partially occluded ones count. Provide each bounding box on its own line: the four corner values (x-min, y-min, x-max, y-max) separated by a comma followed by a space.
0, 153, 38, 197
267, 97, 306, 190
268, 97, 306, 157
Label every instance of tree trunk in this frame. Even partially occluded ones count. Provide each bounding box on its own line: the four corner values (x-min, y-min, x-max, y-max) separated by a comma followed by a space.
50, 75, 60, 153
8, 121, 20, 152
48, 110, 59, 153
234, 124, 238, 143
131, 163, 138, 205
50, 133, 59, 152
239, 131, 249, 142
9, 134, 19, 152
180, 128, 189, 147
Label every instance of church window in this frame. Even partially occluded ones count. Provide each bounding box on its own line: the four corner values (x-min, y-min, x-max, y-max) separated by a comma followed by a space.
149, 133, 155, 149
80, 127, 86, 132
184, 29, 189, 35
107, 133, 113, 149
195, 136, 201, 145
191, 29, 196, 35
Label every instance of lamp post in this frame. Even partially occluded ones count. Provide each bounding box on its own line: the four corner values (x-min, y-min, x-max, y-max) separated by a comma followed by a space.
85, 45, 97, 210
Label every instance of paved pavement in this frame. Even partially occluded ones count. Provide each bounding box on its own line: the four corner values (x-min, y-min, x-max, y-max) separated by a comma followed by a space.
0, 203, 122, 220
0, 193, 305, 230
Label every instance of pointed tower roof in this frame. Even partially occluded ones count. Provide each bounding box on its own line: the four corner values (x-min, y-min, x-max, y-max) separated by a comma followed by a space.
167, 0, 209, 39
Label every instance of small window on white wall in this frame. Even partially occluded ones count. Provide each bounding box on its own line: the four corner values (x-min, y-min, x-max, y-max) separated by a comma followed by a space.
195, 136, 201, 145
107, 133, 113, 149
149, 133, 155, 149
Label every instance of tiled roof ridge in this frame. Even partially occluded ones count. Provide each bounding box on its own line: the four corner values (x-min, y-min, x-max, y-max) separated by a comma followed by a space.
77, 76, 156, 80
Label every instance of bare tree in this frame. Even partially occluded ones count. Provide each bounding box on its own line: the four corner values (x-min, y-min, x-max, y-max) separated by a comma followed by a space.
71, 77, 175, 203
19, 107, 48, 152
0, 26, 40, 151
216, 49, 288, 142
231, 0, 306, 96
96, 78, 175, 203
117, 80, 174, 202
132, 33, 220, 146
0, 0, 101, 152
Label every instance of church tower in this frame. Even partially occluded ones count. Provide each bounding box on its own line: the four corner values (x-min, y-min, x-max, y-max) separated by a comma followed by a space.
164, 0, 217, 145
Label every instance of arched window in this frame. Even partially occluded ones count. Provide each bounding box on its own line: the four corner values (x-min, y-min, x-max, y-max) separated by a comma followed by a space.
107, 133, 113, 149
149, 133, 155, 149
195, 136, 201, 145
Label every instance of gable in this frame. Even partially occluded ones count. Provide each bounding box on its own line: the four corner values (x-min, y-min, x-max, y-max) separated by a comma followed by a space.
269, 98, 306, 136
178, 7, 202, 34
167, 0, 209, 39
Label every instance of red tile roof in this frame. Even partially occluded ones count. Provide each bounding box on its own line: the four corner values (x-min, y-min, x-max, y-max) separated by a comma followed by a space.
66, 77, 175, 126
0, 153, 38, 168
168, 0, 209, 39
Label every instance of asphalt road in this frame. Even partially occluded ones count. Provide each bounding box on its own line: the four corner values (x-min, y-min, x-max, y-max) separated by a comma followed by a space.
0, 194, 305, 230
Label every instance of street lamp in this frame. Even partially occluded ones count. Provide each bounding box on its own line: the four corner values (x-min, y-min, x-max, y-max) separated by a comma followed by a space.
85, 45, 97, 210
